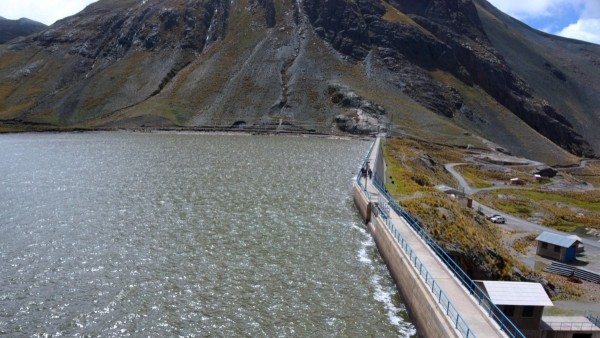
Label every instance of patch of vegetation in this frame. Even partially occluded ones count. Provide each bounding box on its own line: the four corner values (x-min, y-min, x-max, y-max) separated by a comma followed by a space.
543, 274, 584, 300
401, 194, 518, 279
381, 137, 586, 300
478, 189, 600, 231
571, 161, 600, 186
383, 138, 463, 196
380, 1, 432, 36
455, 165, 495, 188
512, 233, 537, 254
383, 137, 533, 281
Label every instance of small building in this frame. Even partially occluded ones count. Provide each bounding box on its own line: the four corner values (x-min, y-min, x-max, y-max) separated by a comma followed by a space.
536, 232, 581, 263
510, 177, 527, 185
541, 316, 600, 338
434, 185, 472, 208
435, 184, 466, 197
534, 167, 558, 178
476, 281, 553, 338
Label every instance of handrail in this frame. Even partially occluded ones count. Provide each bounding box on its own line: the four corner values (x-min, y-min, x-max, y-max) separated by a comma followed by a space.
376, 203, 476, 338
370, 175, 525, 338
544, 321, 600, 331
356, 140, 377, 198
586, 311, 600, 328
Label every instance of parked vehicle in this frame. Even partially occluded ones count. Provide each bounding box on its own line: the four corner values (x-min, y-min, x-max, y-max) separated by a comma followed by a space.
490, 215, 506, 224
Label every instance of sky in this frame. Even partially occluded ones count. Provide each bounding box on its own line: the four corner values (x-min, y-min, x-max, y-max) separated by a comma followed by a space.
0, 0, 599, 45
487, 0, 600, 44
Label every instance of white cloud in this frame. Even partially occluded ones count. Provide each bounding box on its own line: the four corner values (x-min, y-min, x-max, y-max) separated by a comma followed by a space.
0, 0, 98, 25
487, 0, 578, 20
558, 19, 600, 44
487, 0, 600, 44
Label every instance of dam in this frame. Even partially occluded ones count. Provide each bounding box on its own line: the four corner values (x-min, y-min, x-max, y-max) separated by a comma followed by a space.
353, 137, 524, 338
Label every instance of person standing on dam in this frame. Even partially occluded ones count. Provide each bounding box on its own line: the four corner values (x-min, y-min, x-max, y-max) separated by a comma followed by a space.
361, 161, 370, 187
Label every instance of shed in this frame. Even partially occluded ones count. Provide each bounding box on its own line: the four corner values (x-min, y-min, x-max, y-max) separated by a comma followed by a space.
476, 281, 553, 338
434, 185, 472, 207
510, 177, 527, 185
536, 231, 581, 262
435, 184, 466, 197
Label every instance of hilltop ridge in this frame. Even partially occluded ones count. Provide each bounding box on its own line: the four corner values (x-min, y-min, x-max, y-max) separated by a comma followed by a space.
0, 0, 599, 164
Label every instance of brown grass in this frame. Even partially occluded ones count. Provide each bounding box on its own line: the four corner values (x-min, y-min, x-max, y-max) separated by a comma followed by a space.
383, 137, 527, 280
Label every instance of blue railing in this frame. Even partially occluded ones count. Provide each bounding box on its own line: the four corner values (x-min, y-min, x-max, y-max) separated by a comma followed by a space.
356, 140, 377, 199
587, 311, 600, 328
356, 141, 476, 337
379, 210, 475, 338
369, 164, 525, 338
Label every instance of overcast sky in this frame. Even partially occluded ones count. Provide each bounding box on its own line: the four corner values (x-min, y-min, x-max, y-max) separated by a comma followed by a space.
0, 0, 599, 44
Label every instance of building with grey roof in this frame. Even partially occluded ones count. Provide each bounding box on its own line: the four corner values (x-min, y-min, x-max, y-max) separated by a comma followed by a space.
535, 231, 581, 263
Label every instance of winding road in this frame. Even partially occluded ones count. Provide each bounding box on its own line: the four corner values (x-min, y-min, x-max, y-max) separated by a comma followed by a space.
444, 163, 600, 250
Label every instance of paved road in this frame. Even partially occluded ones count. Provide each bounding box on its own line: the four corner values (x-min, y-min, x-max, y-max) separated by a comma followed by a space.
445, 163, 600, 250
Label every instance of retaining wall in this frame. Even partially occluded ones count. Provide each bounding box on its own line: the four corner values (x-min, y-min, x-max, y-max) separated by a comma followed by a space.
354, 182, 459, 337
353, 183, 371, 224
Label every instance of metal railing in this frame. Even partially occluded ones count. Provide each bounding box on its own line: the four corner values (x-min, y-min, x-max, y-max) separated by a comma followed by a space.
356, 140, 377, 198
368, 166, 524, 338
587, 311, 600, 328
544, 321, 600, 331
377, 203, 476, 338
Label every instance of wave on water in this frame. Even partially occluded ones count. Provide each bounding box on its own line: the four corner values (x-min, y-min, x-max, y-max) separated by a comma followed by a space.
355, 226, 417, 337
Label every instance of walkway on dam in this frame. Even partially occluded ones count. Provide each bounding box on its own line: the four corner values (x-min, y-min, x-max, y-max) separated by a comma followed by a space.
360, 137, 507, 338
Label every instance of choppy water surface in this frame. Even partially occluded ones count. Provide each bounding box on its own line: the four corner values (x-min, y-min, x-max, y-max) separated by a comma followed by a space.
0, 132, 415, 337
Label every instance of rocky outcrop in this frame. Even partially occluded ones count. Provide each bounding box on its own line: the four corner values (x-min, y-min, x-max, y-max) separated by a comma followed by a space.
329, 86, 387, 134
303, 0, 595, 157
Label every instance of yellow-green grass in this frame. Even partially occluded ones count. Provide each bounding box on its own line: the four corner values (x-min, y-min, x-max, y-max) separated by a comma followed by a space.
478, 189, 600, 231
571, 161, 600, 186
455, 165, 495, 188
383, 138, 464, 196
511, 233, 537, 254
543, 274, 584, 300
401, 193, 519, 279
455, 164, 535, 189
380, 1, 433, 36
382, 138, 583, 298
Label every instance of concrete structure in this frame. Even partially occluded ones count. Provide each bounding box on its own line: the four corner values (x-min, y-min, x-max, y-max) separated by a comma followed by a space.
353, 137, 508, 338
435, 184, 467, 198
536, 232, 581, 263
477, 281, 553, 338
541, 316, 600, 338
435, 185, 473, 208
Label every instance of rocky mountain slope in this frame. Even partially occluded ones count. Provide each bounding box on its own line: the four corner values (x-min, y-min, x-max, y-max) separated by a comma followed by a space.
0, 0, 599, 164
0, 17, 46, 44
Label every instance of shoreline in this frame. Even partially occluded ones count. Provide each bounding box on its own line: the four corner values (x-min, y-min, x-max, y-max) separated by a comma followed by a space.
0, 126, 378, 141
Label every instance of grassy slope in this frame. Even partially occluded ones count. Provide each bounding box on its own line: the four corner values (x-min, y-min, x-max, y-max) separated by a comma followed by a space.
383, 138, 520, 279
382, 137, 586, 299
477, 189, 600, 233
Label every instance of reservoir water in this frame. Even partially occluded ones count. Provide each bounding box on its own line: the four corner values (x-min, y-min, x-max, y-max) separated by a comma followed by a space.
0, 132, 415, 337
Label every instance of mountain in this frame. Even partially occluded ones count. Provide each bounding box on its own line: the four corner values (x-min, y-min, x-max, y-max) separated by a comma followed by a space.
0, 17, 47, 44
0, 0, 598, 164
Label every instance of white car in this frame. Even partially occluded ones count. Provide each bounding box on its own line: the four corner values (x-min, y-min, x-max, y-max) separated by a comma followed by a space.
490, 215, 506, 224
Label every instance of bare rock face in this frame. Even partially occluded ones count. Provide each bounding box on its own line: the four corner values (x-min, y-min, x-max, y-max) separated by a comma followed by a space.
303, 0, 595, 157
0, 0, 598, 159
329, 86, 387, 134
